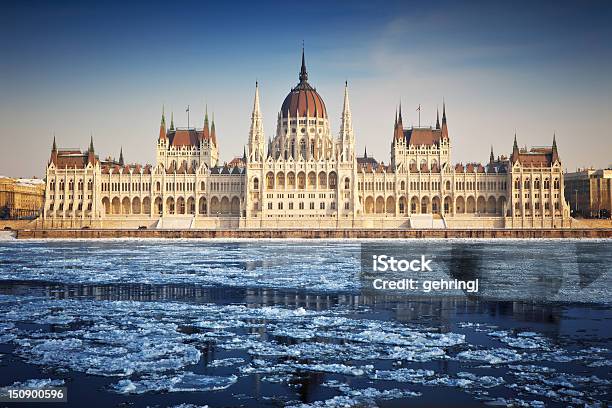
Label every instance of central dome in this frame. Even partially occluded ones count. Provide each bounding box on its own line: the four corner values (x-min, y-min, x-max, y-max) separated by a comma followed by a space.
280, 50, 327, 119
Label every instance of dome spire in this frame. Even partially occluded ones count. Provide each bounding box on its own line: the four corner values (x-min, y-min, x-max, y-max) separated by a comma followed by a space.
299, 45, 308, 83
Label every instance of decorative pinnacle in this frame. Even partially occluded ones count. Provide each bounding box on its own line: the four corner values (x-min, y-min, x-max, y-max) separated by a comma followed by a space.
299, 46, 308, 83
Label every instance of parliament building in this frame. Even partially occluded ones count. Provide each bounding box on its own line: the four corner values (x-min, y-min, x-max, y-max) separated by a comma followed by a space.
43, 51, 571, 229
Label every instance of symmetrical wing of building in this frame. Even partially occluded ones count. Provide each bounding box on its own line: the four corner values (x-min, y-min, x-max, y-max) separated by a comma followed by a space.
43, 51, 571, 229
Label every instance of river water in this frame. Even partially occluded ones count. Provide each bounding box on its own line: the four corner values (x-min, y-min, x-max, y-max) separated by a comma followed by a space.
0, 239, 610, 407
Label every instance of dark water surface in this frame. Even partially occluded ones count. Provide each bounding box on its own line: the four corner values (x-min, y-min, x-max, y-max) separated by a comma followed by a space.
0, 239, 610, 408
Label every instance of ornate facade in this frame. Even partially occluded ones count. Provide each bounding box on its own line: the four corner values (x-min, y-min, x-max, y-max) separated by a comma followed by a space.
42, 50, 571, 229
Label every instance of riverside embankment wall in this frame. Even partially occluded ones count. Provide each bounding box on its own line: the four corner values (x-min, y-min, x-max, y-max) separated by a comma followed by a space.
15, 228, 612, 239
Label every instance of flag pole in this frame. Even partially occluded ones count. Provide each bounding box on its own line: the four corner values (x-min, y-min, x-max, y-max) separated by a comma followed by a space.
186, 105, 190, 129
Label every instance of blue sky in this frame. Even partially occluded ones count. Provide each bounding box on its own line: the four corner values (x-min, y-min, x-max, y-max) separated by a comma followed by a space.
1, 0, 611, 177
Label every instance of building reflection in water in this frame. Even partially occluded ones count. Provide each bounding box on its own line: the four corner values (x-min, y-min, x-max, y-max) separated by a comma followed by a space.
0, 279, 565, 333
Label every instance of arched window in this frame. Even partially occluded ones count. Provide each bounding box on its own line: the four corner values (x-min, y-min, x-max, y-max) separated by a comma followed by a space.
300, 140, 306, 159
329, 173, 337, 189
345, 178, 351, 190
253, 177, 259, 190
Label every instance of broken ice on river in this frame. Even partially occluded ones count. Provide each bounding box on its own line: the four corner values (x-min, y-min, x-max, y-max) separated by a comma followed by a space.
0, 239, 610, 407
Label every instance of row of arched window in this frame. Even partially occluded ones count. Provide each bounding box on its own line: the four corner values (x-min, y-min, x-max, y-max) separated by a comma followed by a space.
257, 172, 342, 190
514, 178, 559, 190
49, 179, 93, 191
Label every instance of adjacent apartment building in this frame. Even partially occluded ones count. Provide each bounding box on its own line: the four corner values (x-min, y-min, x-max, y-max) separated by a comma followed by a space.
565, 169, 612, 218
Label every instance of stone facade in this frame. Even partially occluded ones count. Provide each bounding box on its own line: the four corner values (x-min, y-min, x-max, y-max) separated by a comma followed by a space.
42, 50, 571, 229
0, 177, 45, 219
565, 169, 612, 218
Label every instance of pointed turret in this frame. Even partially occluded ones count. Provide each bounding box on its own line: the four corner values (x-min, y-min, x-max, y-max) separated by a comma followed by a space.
253, 81, 261, 115
441, 101, 449, 139
202, 106, 210, 141
342, 81, 350, 114
243, 146, 247, 162
210, 113, 217, 146
170, 112, 175, 131
364, 146, 368, 158
394, 104, 404, 141
248, 81, 265, 162
489, 145, 495, 163
159, 108, 167, 140
436, 109, 440, 129
267, 137, 273, 158
340, 81, 352, 136
339, 81, 354, 161
118, 147, 124, 166
551, 133, 559, 163
442, 101, 447, 124
50, 135, 58, 165
87, 134, 96, 165
511, 133, 519, 163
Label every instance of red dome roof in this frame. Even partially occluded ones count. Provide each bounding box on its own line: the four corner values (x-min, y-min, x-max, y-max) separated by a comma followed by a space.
280, 50, 327, 119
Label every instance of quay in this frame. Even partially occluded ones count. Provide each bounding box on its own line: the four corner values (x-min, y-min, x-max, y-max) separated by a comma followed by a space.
14, 228, 612, 239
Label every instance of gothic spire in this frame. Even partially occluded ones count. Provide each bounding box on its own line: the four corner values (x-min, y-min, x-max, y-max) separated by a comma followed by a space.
489, 145, 494, 163
299, 46, 308, 83
159, 107, 167, 140
202, 106, 210, 140
513, 133, 518, 150
442, 101, 447, 124
252, 81, 261, 117
364, 146, 368, 158
436, 108, 440, 129
340, 81, 353, 148
511, 133, 520, 163
394, 105, 404, 141
210, 112, 216, 145
342, 81, 350, 115
170, 112, 175, 131
89, 134, 94, 152
52, 134, 57, 151
118, 147, 124, 166
552, 133, 559, 162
